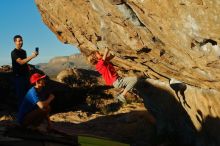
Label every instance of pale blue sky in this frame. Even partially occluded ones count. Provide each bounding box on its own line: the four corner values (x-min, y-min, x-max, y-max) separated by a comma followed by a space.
0, 0, 79, 66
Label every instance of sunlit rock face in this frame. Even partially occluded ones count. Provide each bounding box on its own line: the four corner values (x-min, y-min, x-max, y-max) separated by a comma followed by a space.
35, 0, 220, 144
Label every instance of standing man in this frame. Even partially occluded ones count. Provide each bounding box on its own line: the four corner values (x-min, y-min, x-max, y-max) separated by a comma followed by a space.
11, 35, 38, 106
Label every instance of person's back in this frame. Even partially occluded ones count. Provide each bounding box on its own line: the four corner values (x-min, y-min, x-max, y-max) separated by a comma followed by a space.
96, 58, 118, 86
17, 86, 40, 124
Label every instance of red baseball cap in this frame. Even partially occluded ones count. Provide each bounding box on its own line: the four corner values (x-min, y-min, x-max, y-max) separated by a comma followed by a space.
30, 73, 46, 84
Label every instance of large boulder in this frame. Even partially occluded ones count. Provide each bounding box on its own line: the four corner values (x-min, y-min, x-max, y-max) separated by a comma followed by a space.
57, 67, 100, 87
35, 0, 220, 145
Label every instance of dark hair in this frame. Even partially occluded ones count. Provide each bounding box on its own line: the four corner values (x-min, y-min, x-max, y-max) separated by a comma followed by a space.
88, 51, 99, 65
13, 35, 22, 42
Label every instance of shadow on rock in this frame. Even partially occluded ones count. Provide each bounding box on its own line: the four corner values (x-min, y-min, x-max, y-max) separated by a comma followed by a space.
51, 110, 157, 146
46, 79, 118, 114
169, 81, 190, 109
135, 79, 197, 146
196, 116, 220, 146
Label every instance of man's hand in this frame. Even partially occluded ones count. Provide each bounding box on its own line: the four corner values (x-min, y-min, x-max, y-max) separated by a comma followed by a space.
37, 94, 55, 110
32, 51, 38, 57
48, 94, 55, 101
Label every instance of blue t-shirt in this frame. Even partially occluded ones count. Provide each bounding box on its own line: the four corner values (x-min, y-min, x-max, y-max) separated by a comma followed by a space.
17, 87, 42, 124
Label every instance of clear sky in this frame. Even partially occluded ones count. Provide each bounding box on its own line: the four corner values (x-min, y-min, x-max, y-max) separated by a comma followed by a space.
0, 0, 79, 66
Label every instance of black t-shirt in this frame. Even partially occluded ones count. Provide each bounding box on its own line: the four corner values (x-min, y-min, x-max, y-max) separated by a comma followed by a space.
11, 48, 29, 76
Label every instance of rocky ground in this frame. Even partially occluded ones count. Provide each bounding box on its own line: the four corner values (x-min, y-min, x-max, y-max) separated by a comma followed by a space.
0, 65, 160, 146
0, 96, 158, 146
0, 103, 157, 146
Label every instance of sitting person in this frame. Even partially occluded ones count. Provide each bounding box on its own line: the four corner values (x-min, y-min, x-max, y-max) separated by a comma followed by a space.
88, 47, 137, 104
17, 73, 55, 130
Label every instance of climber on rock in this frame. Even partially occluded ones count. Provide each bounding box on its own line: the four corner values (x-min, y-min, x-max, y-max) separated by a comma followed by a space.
87, 47, 137, 104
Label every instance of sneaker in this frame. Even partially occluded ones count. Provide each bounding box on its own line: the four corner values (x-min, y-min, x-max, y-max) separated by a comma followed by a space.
115, 94, 127, 104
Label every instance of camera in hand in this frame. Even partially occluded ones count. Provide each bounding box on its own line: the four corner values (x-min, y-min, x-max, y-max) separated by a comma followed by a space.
35, 47, 39, 53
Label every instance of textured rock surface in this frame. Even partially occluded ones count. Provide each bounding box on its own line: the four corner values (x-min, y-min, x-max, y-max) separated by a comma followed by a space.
35, 0, 220, 145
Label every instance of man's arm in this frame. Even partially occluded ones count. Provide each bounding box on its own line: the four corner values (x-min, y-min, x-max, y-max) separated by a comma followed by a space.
103, 48, 115, 61
102, 48, 110, 61
106, 53, 115, 61
37, 94, 55, 110
16, 52, 38, 65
